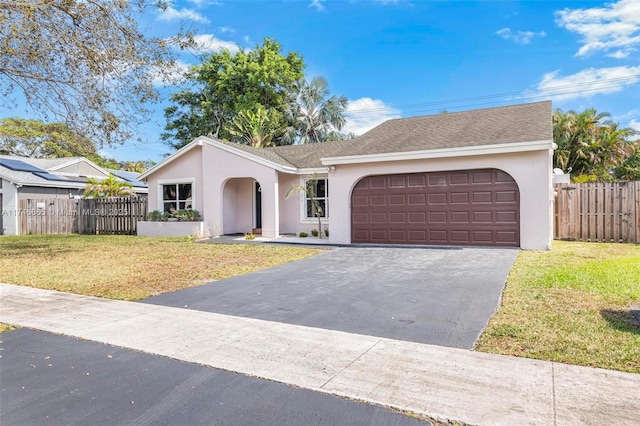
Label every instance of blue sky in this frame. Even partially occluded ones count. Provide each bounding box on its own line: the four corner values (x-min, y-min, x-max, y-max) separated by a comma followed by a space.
33, 1, 640, 161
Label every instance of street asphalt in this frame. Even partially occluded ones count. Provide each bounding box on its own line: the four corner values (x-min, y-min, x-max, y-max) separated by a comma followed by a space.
144, 246, 519, 349
0, 328, 431, 426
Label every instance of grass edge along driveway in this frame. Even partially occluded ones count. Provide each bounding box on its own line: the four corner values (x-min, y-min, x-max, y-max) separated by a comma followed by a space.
1, 235, 638, 374
0, 234, 322, 300
476, 241, 640, 374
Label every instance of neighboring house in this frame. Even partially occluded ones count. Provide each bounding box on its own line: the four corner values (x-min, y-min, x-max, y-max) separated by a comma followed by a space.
0, 156, 147, 235
140, 101, 554, 249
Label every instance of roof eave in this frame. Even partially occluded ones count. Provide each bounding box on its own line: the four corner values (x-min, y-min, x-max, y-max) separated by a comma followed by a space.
321, 139, 554, 166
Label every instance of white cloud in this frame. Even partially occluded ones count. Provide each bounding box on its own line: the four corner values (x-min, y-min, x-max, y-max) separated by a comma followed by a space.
157, 6, 209, 23
496, 28, 546, 44
309, 0, 325, 12
218, 26, 235, 34
150, 60, 190, 87
629, 119, 640, 132
187, 0, 222, 6
342, 98, 401, 136
534, 65, 640, 101
555, 0, 640, 58
192, 34, 240, 54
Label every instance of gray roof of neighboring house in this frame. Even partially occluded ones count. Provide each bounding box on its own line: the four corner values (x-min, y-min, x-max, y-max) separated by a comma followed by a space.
0, 155, 147, 189
105, 169, 147, 188
218, 101, 553, 169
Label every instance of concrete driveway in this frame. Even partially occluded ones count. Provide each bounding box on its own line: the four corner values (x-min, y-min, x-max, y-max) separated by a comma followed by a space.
144, 246, 519, 349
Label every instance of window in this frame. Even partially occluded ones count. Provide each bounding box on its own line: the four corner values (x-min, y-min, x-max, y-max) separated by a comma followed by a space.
304, 178, 328, 219
162, 183, 192, 213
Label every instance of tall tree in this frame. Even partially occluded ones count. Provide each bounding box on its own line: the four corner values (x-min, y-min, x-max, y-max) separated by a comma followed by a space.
283, 77, 348, 144
0, 1, 193, 147
553, 108, 637, 180
224, 106, 284, 148
162, 38, 305, 150
0, 117, 114, 166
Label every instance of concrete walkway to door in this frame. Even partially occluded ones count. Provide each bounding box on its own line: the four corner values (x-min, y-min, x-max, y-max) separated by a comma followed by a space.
1, 283, 638, 426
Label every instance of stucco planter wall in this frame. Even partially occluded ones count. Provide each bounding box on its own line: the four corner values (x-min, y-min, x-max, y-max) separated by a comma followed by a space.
137, 221, 207, 237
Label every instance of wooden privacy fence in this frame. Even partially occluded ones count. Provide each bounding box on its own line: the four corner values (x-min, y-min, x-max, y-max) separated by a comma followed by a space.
18, 197, 148, 235
554, 182, 640, 243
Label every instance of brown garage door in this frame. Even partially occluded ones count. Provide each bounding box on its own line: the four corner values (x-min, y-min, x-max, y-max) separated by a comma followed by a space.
351, 169, 520, 247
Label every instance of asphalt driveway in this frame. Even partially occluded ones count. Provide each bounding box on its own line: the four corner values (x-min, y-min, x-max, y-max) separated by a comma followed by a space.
145, 246, 518, 349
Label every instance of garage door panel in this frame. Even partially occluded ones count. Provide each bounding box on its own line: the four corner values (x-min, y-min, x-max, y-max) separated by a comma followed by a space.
428, 193, 447, 204
408, 194, 427, 205
408, 175, 426, 187
449, 192, 469, 204
449, 172, 470, 185
428, 174, 447, 186
352, 169, 519, 247
451, 211, 470, 223
408, 212, 426, 223
428, 211, 447, 223
496, 190, 517, 203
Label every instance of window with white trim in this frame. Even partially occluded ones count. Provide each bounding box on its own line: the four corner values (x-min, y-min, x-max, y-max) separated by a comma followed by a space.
162, 183, 192, 213
304, 178, 328, 219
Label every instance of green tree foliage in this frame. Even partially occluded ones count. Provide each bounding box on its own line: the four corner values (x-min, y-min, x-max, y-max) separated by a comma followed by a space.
162, 38, 304, 149
553, 108, 637, 181
84, 174, 133, 198
614, 142, 640, 181
224, 105, 284, 148
0, 1, 193, 146
284, 77, 348, 144
0, 117, 110, 165
0, 117, 155, 172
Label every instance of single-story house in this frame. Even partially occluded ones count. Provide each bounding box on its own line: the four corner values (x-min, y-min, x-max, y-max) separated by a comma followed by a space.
139, 101, 554, 249
0, 156, 147, 235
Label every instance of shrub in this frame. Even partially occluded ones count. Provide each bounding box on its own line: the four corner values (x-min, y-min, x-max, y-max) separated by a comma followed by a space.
310, 229, 319, 237
299, 231, 308, 238
146, 209, 201, 222
147, 210, 162, 221
324, 228, 329, 237
244, 232, 256, 240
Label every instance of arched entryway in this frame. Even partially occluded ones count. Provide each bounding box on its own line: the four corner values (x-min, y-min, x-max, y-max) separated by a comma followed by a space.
222, 178, 262, 235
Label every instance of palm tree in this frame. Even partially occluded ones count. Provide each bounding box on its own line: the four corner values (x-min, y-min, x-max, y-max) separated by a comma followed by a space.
284, 77, 347, 144
285, 173, 325, 238
224, 105, 283, 148
84, 174, 133, 198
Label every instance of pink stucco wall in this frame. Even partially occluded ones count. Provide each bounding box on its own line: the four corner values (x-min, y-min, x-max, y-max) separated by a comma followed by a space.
327, 149, 553, 250
278, 173, 329, 235
146, 146, 204, 215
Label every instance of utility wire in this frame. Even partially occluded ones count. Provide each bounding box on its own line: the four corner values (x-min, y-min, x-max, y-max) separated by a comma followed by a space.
343, 75, 640, 116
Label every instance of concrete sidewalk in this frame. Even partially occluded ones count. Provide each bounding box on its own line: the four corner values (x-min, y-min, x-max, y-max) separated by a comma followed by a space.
1, 283, 638, 426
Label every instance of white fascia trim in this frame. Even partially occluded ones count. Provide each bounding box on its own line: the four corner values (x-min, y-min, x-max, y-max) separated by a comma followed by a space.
321, 139, 554, 166
296, 167, 330, 175
21, 182, 86, 190
206, 139, 298, 173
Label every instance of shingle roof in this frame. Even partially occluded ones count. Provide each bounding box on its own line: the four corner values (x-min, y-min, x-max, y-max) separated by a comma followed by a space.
0, 155, 147, 189
218, 101, 552, 169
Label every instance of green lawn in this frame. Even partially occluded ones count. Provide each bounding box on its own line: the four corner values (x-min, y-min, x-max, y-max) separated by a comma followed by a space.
0, 235, 321, 300
476, 241, 640, 374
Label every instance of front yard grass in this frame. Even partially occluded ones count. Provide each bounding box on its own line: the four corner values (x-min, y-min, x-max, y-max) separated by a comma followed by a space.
0, 235, 321, 301
476, 241, 640, 374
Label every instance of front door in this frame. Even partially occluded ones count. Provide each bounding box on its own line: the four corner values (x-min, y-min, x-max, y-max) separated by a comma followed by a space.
254, 182, 262, 230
